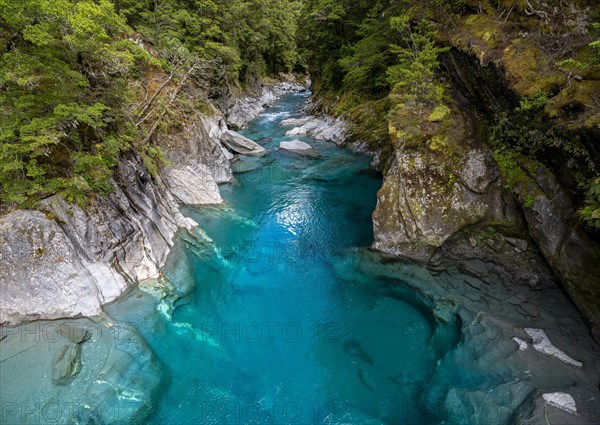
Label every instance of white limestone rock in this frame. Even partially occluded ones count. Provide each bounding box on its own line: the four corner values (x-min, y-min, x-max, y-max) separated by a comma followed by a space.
543, 392, 578, 414
220, 129, 267, 156
524, 328, 583, 367
283, 116, 347, 145
0, 211, 103, 324
512, 337, 528, 351
280, 117, 312, 127
280, 140, 313, 151
279, 140, 320, 158
163, 166, 223, 205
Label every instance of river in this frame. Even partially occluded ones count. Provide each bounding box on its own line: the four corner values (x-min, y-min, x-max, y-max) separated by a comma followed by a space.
0, 91, 464, 425
108, 91, 454, 424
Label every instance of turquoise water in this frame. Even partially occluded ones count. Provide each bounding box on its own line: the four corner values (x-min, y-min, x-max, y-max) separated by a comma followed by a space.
108, 93, 452, 424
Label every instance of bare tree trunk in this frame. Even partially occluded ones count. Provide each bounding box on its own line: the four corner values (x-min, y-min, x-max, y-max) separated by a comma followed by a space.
135, 62, 181, 125
140, 62, 199, 145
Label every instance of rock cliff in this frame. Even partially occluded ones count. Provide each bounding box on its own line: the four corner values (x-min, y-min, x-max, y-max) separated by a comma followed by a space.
0, 81, 305, 326
368, 40, 600, 341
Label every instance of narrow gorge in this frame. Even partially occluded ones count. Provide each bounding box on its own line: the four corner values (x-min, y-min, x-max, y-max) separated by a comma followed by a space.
1, 1, 600, 424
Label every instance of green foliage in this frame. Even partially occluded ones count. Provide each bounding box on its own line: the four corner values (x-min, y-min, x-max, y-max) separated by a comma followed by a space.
590, 23, 600, 59
490, 110, 600, 222
476, 225, 498, 242
523, 195, 536, 209
140, 145, 169, 178
429, 105, 451, 122
387, 14, 448, 108
556, 58, 587, 70
337, 2, 404, 98
489, 112, 596, 180
0, 0, 144, 206
492, 148, 528, 191
516, 93, 548, 112
1, 0, 302, 209
580, 177, 600, 230
298, 0, 374, 92
117, 0, 301, 85
298, 0, 449, 155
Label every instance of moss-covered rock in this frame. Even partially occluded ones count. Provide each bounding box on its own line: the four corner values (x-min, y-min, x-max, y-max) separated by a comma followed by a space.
373, 93, 521, 260
502, 39, 566, 97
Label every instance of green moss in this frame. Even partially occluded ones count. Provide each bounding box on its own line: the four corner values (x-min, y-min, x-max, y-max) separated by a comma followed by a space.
544, 80, 600, 127
465, 15, 478, 26
43, 210, 57, 221
429, 105, 451, 122
476, 225, 498, 242
140, 146, 170, 179
493, 149, 536, 192
449, 13, 505, 59
523, 195, 536, 209
428, 134, 448, 151
503, 40, 565, 97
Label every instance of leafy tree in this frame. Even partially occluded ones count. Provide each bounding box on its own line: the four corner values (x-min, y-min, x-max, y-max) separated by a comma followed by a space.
338, 1, 404, 98
0, 0, 146, 205
386, 14, 447, 108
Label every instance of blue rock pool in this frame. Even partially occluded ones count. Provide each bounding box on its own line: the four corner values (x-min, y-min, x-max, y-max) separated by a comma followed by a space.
1, 92, 464, 425
108, 93, 457, 424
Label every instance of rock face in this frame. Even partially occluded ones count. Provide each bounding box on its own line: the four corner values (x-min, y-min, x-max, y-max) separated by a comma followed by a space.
512, 163, 600, 339
0, 211, 105, 323
0, 81, 301, 326
368, 47, 600, 341
372, 98, 520, 260
163, 166, 223, 205
281, 115, 347, 145
156, 110, 234, 184
225, 81, 307, 129
0, 152, 196, 325
428, 223, 559, 293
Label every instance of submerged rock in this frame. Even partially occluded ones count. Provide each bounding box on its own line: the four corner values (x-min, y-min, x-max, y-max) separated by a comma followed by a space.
279, 140, 320, 158
1, 317, 161, 424
52, 343, 82, 385
58, 324, 92, 343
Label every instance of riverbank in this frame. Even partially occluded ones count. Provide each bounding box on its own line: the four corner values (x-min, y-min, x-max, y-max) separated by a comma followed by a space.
0, 78, 306, 327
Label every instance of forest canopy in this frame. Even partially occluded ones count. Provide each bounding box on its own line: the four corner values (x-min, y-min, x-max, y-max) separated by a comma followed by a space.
1, 0, 599, 231
0, 0, 301, 207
